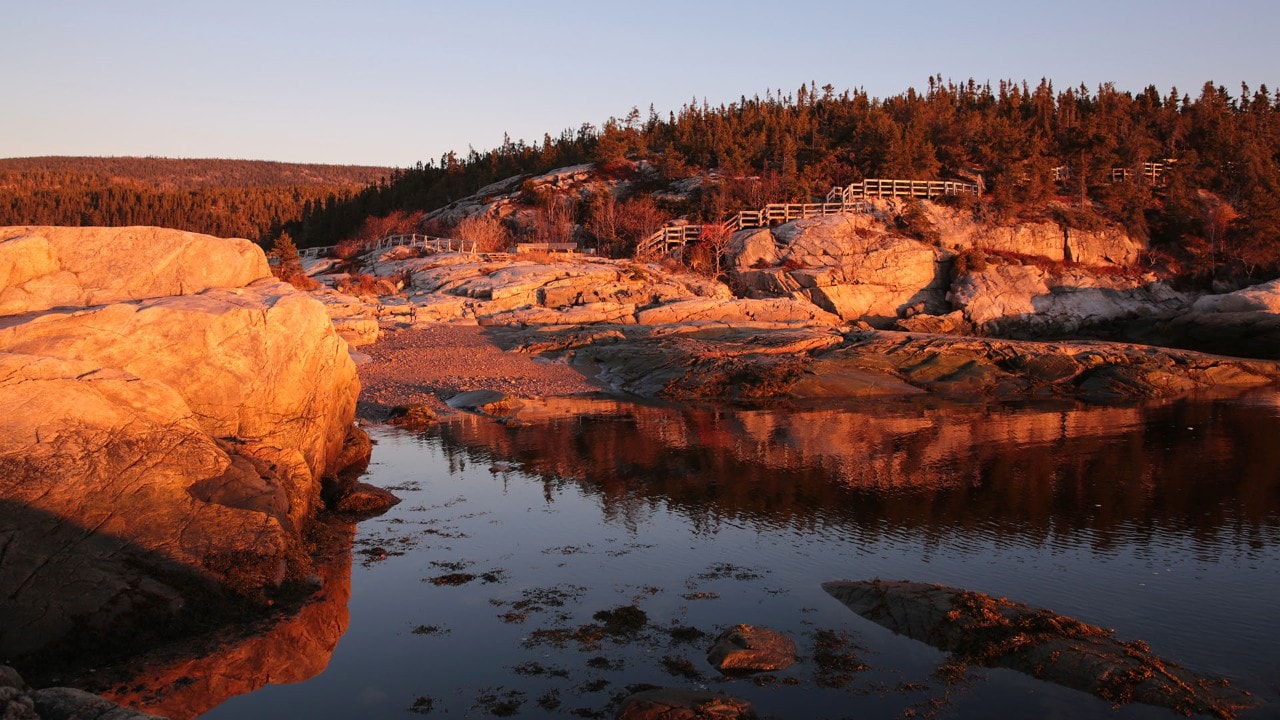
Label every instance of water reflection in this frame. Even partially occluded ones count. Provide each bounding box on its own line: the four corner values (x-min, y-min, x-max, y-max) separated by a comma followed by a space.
433, 395, 1280, 550
97, 392, 1280, 719
98, 521, 354, 720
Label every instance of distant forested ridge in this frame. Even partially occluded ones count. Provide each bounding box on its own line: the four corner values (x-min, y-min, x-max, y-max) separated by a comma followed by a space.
303, 78, 1280, 281
0, 156, 390, 242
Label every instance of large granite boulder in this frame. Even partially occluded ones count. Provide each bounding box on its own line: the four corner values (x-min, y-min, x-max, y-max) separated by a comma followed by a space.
746, 214, 949, 326
0, 226, 269, 315
0, 226, 363, 677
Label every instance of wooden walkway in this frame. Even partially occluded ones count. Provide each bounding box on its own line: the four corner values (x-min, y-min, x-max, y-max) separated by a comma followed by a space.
636, 177, 980, 259
300, 233, 477, 259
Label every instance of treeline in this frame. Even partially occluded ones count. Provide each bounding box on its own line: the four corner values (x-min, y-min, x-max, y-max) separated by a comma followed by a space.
301, 78, 1280, 280
0, 157, 389, 242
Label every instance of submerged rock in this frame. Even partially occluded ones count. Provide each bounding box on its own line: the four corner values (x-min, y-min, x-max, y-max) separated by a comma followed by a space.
329, 481, 401, 517
0, 665, 161, 720
823, 579, 1257, 719
706, 625, 797, 673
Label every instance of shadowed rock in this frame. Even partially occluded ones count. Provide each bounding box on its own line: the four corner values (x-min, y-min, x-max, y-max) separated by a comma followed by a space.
551, 326, 1280, 403
616, 688, 755, 720
823, 579, 1257, 719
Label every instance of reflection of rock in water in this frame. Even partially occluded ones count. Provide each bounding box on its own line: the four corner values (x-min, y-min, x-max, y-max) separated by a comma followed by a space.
823, 580, 1256, 720
434, 395, 1280, 542
92, 520, 354, 720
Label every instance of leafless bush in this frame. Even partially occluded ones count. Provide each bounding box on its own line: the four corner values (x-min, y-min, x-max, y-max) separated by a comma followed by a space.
454, 214, 511, 252
529, 196, 576, 246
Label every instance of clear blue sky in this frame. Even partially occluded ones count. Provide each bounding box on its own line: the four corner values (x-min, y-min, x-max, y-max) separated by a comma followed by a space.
3, 0, 1277, 168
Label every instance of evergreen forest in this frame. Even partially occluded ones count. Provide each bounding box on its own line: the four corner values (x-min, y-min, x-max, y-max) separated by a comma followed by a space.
0, 156, 389, 243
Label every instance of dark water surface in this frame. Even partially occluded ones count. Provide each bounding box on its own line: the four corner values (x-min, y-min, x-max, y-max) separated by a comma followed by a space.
197, 393, 1280, 719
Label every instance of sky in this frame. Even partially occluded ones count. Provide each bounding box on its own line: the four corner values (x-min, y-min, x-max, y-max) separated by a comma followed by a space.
3, 0, 1278, 168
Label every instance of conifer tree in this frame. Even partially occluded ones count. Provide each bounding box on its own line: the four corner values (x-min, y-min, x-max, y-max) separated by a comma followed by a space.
269, 231, 315, 290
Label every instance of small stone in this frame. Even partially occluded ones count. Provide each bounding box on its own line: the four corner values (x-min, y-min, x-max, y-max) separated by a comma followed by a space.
706, 624, 797, 673
332, 482, 401, 517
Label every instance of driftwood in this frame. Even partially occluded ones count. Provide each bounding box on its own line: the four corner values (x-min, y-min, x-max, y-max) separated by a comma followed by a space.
823, 580, 1257, 719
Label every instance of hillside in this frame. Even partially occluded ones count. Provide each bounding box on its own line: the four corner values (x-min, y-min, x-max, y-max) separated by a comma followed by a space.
296, 79, 1280, 287
0, 156, 391, 242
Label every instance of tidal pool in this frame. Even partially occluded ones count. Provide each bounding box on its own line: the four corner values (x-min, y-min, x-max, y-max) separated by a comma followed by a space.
194, 392, 1280, 719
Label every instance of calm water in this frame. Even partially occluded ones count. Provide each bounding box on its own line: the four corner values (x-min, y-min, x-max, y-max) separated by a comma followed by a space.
192, 392, 1280, 719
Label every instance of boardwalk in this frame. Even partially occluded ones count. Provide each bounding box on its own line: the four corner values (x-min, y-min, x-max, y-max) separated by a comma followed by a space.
636, 177, 980, 259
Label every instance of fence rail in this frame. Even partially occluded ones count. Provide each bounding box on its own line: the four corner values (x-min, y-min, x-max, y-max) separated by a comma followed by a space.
637, 177, 979, 259
299, 233, 478, 259
825, 178, 981, 204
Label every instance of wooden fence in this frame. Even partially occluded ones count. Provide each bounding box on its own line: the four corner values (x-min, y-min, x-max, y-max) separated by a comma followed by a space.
637, 177, 979, 259
299, 233, 477, 259
825, 178, 981, 204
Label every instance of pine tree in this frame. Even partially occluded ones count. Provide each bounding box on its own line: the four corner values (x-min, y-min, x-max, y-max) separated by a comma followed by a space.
269, 231, 315, 290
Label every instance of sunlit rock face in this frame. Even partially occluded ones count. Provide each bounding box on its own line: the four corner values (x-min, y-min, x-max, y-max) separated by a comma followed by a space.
0, 226, 362, 677
947, 262, 1191, 334
0, 226, 270, 315
722, 202, 1154, 332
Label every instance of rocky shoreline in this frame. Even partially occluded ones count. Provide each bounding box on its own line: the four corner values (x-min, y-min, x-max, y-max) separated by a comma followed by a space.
3, 218, 1280, 718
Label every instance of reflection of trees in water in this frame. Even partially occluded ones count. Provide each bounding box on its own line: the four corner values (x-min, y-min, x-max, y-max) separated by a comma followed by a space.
433, 396, 1280, 550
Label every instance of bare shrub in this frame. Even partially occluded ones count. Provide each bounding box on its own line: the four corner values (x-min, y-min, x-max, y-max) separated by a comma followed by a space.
952, 248, 988, 277
454, 214, 511, 253
333, 237, 367, 260
603, 196, 670, 258
336, 272, 397, 297
528, 196, 576, 246
350, 209, 425, 245
695, 222, 734, 277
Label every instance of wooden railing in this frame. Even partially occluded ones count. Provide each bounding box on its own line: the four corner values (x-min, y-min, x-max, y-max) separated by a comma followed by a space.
635, 199, 871, 260
299, 233, 477, 259
825, 178, 981, 204
637, 177, 979, 260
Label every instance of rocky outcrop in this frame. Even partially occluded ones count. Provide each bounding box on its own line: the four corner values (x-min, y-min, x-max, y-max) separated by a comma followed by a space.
514, 325, 1280, 403
0, 226, 365, 676
770, 214, 949, 325
634, 297, 841, 327
318, 248, 849, 331
823, 580, 1255, 719
311, 286, 381, 346
1159, 278, 1280, 359
947, 261, 1192, 335
723, 202, 1152, 333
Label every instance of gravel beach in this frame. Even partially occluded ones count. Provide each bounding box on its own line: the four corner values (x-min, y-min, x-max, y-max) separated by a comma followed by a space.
355, 323, 602, 419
